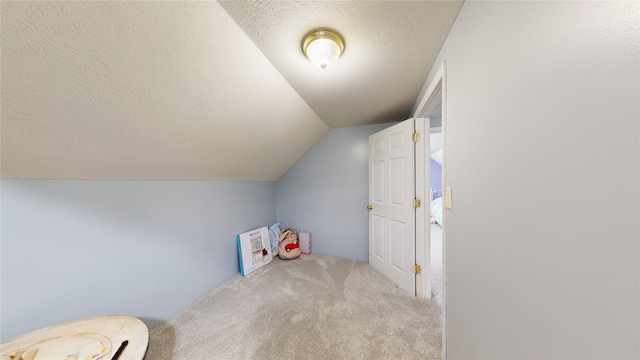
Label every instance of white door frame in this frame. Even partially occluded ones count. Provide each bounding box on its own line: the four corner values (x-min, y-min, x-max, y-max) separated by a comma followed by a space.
413, 62, 447, 359
414, 117, 430, 299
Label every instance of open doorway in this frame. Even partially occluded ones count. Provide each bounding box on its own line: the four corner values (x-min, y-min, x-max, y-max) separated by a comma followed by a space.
413, 62, 447, 358
428, 126, 443, 304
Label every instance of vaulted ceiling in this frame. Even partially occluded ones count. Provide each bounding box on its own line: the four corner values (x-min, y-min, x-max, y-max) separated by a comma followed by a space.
1, 1, 462, 180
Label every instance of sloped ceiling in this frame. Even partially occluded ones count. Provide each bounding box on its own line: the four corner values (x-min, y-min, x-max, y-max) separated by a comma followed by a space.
220, 1, 462, 128
0, 1, 462, 180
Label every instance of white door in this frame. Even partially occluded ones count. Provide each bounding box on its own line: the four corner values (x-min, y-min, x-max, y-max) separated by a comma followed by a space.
368, 119, 416, 296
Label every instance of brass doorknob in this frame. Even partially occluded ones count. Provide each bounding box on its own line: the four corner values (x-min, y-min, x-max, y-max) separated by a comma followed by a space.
367, 205, 373, 210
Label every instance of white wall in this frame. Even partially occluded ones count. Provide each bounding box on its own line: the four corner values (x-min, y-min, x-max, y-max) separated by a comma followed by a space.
1, 122, 390, 341
0, 180, 275, 340
413, 2, 639, 358
276, 123, 395, 261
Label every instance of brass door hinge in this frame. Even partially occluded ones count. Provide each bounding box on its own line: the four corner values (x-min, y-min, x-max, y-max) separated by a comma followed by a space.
413, 198, 421, 208
413, 264, 422, 274
412, 132, 420, 143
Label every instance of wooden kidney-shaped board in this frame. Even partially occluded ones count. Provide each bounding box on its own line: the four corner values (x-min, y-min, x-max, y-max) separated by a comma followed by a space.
1, 316, 148, 360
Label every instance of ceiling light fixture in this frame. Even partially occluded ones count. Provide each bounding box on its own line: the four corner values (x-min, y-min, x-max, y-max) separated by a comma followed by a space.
302, 29, 345, 69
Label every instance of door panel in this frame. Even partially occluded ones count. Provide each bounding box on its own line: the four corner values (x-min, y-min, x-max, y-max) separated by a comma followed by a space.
390, 157, 405, 205
368, 119, 416, 296
373, 161, 384, 203
372, 138, 384, 154
390, 219, 406, 271
390, 130, 405, 149
373, 214, 385, 259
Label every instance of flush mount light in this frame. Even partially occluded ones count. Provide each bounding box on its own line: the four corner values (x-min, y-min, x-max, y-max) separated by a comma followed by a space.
302, 29, 345, 69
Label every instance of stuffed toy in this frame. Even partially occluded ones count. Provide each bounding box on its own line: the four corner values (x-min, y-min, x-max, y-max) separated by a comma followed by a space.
278, 228, 300, 260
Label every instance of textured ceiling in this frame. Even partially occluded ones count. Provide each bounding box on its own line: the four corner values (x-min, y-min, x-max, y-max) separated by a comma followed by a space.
219, 1, 462, 128
1, 1, 462, 180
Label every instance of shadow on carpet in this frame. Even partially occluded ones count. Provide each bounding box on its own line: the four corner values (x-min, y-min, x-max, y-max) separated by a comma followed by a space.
145, 254, 442, 360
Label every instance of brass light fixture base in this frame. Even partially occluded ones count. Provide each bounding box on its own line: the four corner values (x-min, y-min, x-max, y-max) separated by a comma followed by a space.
302, 29, 345, 68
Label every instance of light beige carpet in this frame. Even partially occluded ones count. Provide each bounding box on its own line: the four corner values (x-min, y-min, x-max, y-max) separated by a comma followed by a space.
145, 254, 442, 360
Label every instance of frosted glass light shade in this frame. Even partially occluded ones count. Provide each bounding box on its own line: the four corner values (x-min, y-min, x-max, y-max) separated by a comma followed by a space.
302, 30, 344, 69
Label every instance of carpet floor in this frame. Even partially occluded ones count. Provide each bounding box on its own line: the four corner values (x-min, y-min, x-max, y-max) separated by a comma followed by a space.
146, 249, 442, 359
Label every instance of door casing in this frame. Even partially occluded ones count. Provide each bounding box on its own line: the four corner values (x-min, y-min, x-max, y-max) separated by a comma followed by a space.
413, 61, 447, 359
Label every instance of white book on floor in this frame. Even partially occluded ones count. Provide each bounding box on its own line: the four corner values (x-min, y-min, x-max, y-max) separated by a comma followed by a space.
237, 226, 272, 276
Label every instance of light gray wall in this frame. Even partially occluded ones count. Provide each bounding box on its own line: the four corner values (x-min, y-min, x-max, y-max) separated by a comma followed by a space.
0, 180, 275, 341
413, 2, 639, 359
276, 123, 395, 262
